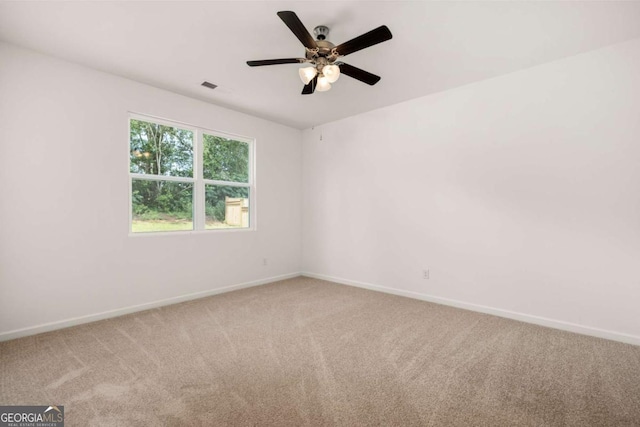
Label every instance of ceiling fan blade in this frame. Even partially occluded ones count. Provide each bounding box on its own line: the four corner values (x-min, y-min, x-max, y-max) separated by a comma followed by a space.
247, 58, 306, 67
334, 25, 392, 57
277, 11, 318, 50
302, 75, 318, 95
338, 63, 381, 85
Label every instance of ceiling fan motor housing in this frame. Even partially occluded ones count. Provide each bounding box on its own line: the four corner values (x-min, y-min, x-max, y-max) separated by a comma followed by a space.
306, 40, 337, 61
307, 26, 337, 64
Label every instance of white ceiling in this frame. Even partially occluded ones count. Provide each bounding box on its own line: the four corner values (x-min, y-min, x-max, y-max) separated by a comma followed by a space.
1, 1, 639, 129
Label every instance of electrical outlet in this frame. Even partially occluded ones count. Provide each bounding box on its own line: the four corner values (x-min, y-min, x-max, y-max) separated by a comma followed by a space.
423, 269, 429, 279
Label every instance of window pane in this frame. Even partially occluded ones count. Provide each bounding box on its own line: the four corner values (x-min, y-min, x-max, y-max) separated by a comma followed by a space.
130, 119, 193, 178
205, 185, 249, 229
203, 134, 249, 182
131, 179, 193, 233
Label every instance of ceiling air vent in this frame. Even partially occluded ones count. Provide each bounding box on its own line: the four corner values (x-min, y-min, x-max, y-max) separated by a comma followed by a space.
201, 81, 218, 90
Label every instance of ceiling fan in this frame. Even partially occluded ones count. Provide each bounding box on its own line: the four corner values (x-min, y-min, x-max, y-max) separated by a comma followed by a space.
247, 11, 392, 94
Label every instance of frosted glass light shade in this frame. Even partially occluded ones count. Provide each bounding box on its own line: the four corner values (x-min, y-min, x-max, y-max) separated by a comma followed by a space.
322, 64, 340, 83
316, 76, 331, 92
299, 67, 318, 85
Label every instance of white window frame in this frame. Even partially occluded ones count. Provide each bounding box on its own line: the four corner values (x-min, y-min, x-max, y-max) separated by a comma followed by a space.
128, 113, 256, 235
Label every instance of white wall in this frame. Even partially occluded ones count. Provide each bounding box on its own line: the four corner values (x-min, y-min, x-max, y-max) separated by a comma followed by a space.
0, 42, 302, 339
302, 38, 640, 343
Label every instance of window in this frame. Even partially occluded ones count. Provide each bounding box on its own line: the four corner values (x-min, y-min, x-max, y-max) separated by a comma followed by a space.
129, 114, 254, 233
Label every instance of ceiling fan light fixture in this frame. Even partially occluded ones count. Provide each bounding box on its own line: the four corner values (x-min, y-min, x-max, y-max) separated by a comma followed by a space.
299, 66, 318, 85
322, 64, 340, 83
316, 75, 331, 92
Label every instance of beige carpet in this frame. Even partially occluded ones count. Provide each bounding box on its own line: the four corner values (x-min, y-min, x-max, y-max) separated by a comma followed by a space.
1, 277, 639, 426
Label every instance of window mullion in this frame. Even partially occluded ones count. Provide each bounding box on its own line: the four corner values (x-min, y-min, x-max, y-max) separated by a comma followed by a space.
130, 173, 194, 183
202, 179, 250, 188
194, 129, 204, 230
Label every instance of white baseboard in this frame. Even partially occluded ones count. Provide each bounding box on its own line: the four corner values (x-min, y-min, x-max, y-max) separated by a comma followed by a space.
302, 272, 640, 347
0, 272, 301, 342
